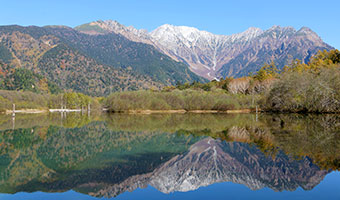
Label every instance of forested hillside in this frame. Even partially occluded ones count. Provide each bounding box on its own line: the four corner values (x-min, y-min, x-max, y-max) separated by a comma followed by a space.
0, 25, 205, 95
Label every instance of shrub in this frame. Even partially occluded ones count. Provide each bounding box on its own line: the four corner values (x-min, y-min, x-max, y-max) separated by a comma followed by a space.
105, 90, 255, 112
263, 67, 340, 113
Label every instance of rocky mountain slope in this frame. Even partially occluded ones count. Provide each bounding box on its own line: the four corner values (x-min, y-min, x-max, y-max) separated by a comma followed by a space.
0, 25, 204, 95
77, 20, 333, 79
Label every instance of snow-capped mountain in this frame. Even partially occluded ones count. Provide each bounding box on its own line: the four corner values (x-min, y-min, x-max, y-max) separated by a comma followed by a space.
76, 20, 333, 79
150, 24, 264, 79
85, 138, 328, 198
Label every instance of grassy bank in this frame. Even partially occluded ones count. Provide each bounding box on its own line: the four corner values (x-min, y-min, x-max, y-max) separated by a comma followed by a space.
0, 90, 101, 113
0, 90, 49, 112
104, 89, 259, 112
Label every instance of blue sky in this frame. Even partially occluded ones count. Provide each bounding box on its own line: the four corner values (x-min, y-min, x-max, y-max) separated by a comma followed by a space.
1, 0, 339, 49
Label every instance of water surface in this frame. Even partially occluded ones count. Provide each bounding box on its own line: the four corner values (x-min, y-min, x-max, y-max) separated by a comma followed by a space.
0, 113, 339, 199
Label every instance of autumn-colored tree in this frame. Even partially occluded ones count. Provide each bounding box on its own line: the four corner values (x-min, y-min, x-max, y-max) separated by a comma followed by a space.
217, 77, 233, 91
283, 50, 340, 73
38, 78, 49, 93
228, 77, 251, 94
282, 59, 309, 73
309, 49, 340, 71
253, 61, 279, 82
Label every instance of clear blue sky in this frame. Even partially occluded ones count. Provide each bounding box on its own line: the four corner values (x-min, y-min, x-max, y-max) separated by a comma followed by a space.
1, 0, 339, 49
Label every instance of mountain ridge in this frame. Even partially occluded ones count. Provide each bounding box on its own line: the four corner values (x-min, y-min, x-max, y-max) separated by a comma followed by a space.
76, 20, 333, 79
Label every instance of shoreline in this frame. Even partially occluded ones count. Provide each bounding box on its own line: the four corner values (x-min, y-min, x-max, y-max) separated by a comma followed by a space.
107, 109, 254, 114
1, 108, 256, 115
3, 108, 340, 115
2, 109, 83, 114
4, 109, 48, 114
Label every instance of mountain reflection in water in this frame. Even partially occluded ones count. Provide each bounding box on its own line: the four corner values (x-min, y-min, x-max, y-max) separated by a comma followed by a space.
0, 113, 338, 199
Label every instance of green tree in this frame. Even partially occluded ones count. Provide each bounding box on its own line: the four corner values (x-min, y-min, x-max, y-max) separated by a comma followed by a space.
11, 68, 37, 92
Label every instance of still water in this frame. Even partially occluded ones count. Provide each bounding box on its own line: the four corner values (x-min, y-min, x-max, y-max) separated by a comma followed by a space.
0, 113, 339, 199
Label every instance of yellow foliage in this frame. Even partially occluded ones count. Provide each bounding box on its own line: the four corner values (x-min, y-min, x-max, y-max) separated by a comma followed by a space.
284, 49, 340, 74
253, 61, 279, 82
38, 78, 49, 94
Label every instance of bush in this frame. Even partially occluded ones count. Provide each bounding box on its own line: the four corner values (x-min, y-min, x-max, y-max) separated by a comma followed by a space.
105, 90, 256, 112
263, 67, 340, 113
0, 90, 99, 111
0, 90, 48, 110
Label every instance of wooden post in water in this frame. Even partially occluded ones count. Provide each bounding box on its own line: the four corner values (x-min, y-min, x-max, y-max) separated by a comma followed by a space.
60, 95, 64, 112
63, 109, 66, 119
255, 106, 258, 122
12, 115, 15, 130
87, 104, 91, 117
12, 104, 15, 117
60, 103, 63, 119
11, 104, 15, 129
252, 94, 254, 107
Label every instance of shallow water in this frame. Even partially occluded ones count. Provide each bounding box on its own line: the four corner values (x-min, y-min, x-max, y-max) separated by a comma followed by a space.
0, 113, 339, 199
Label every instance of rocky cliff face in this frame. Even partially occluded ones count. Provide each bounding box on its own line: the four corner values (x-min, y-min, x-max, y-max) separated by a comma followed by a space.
77, 20, 333, 79
87, 138, 328, 198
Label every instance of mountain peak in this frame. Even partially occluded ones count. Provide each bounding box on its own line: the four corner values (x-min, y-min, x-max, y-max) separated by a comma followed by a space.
153, 24, 202, 36
267, 25, 296, 32
101, 19, 124, 27
94, 20, 126, 31
297, 26, 315, 34
268, 25, 281, 30
245, 27, 262, 32
295, 26, 324, 44
237, 27, 263, 39
158, 24, 175, 29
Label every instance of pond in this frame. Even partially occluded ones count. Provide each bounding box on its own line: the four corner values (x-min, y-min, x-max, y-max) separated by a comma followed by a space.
0, 113, 339, 199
